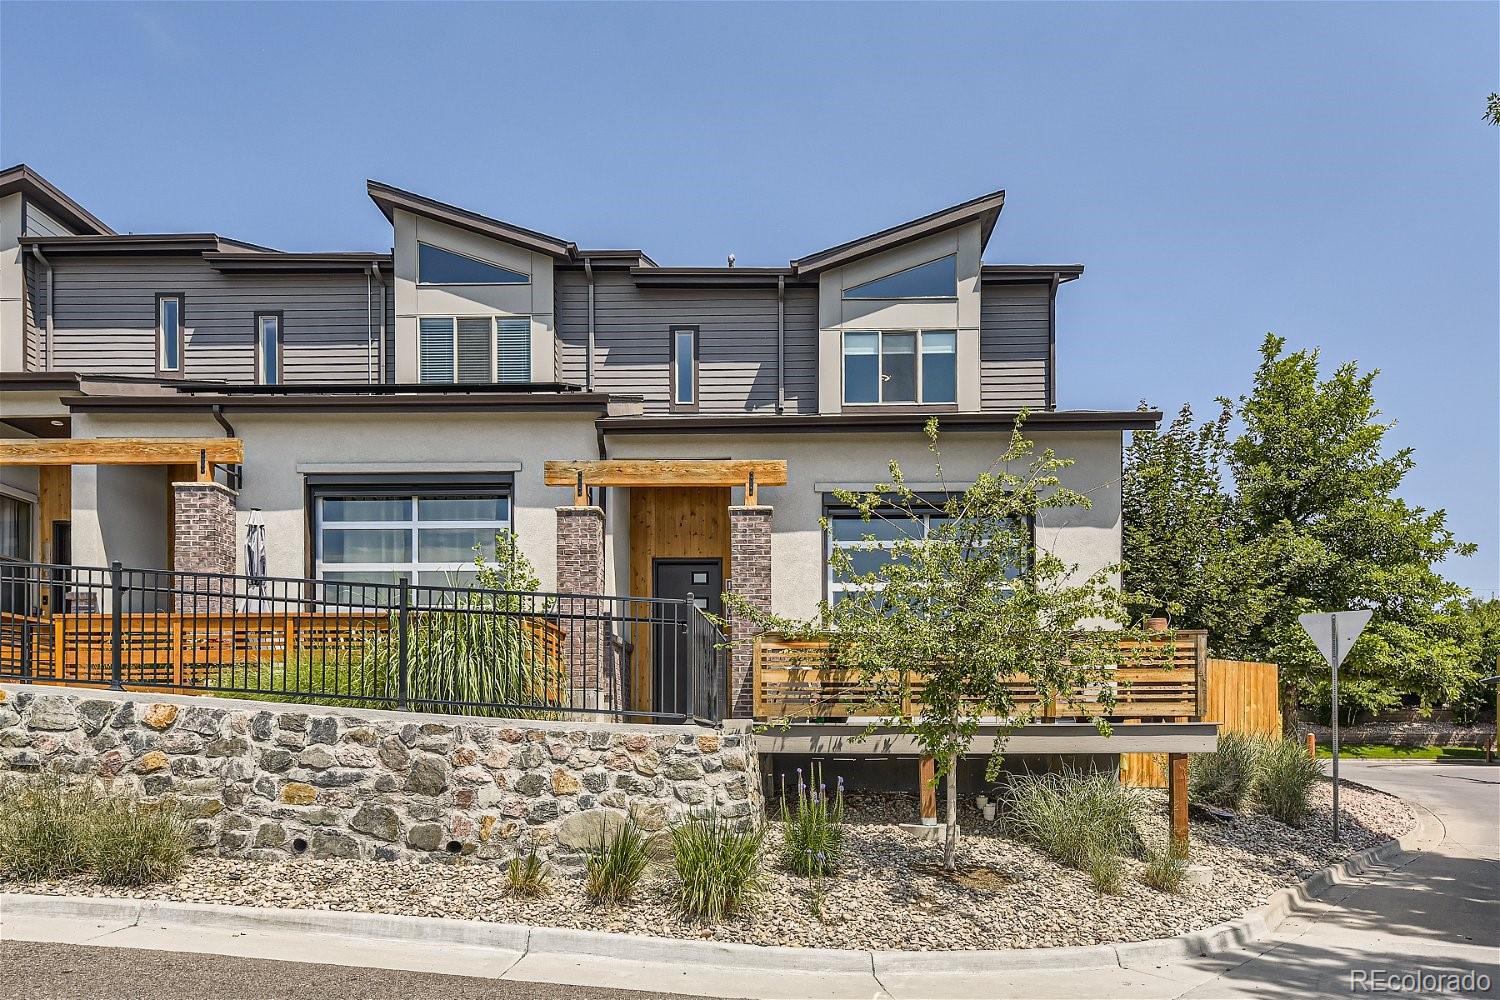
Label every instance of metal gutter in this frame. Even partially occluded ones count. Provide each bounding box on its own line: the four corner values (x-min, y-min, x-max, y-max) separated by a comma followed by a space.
600, 409, 1164, 436
29, 245, 53, 370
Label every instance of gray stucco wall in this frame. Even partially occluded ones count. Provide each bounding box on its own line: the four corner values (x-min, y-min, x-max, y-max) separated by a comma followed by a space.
554, 269, 818, 414
26, 254, 391, 382
979, 283, 1050, 409
608, 427, 1123, 619
68, 409, 604, 591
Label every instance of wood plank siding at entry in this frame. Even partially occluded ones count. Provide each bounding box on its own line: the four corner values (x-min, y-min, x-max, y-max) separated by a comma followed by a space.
543, 459, 788, 489
0, 438, 244, 468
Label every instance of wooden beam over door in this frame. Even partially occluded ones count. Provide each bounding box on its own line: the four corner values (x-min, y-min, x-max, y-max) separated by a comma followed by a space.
0, 438, 244, 473
545, 459, 787, 506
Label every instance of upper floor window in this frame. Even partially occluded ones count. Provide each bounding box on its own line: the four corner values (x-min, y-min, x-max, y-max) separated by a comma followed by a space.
842, 254, 956, 300
843, 329, 957, 405
156, 294, 183, 375
671, 326, 698, 411
418, 243, 529, 285
255, 313, 282, 385
418, 316, 531, 384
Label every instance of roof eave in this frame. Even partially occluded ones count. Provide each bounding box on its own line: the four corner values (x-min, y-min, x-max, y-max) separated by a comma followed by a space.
0, 164, 115, 236
366, 180, 577, 260
791, 189, 1006, 277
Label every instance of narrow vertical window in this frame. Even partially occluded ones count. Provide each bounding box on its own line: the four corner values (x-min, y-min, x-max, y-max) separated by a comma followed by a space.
671, 326, 698, 410
256, 313, 282, 385
157, 294, 183, 374
921, 330, 957, 403
842, 331, 880, 404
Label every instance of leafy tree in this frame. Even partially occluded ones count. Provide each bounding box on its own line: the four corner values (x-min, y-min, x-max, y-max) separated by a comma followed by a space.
1122, 400, 1271, 653
1444, 597, 1500, 724
1230, 335, 1475, 727
723, 419, 1147, 870
1486, 92, 1500, 126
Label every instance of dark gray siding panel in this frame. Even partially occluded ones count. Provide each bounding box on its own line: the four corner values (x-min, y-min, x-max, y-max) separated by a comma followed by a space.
44, 255, 382, 382
555, 270, 817, 413
23, 201, 74, 238
979, 284, 1049, 410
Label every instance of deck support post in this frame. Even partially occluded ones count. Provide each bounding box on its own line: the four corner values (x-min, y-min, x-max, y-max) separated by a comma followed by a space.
1167, 752, 1189, 858
918, 756, 938, 825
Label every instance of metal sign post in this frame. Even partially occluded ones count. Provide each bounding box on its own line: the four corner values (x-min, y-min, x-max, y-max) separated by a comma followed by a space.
1299, 610, 1373, 842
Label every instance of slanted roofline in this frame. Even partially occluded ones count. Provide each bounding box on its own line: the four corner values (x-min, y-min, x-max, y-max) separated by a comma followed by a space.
0, 164, 115, 236
790, 188, 1006, 276
367, 179, 578, 260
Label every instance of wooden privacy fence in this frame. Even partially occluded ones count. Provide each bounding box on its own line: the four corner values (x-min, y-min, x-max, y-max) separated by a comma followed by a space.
751, 631, 1209, 722
0, 610, 566, 696
1122, 658, 1280, 787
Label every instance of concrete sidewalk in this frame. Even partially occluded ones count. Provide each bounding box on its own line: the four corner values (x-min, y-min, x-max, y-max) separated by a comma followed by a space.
5, 763, 1494, 1000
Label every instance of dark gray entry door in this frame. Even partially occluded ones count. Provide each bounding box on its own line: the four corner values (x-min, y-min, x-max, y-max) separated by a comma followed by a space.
652, 559, 722, 718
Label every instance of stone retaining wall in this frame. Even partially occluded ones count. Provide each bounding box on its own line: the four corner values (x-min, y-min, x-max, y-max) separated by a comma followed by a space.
1300, 720, 1494, 748
0, 685, 761, 865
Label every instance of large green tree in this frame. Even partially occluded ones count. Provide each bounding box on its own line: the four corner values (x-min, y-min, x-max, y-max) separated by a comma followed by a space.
1231, 335, 1475, 725
1122, 400, 1270, 654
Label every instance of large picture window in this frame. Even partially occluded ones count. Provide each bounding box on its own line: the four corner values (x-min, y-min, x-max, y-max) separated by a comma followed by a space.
842, 330, 957, 405
825, 499, 1026, 605
312, 484, 511, 597
418, 316, 532, 384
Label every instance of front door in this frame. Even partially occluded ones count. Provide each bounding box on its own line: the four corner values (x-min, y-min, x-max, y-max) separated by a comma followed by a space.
651, 558, 722, 718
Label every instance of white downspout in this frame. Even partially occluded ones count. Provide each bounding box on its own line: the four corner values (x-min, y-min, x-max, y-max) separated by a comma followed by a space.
30, 245, 53, 371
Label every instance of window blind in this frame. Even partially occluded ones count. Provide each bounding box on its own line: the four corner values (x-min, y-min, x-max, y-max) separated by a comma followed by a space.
496, 317, 531, 383
456, 318, 493, 383
418, 318, 455, 382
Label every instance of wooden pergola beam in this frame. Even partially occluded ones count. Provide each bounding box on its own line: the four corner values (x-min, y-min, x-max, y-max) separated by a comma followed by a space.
544, 459, 787, 505
0, 437, 244, 480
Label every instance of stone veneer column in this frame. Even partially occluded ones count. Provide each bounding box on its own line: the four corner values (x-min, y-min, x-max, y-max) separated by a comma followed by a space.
726, 505, 772, 719
172, 481, 237, 613
555, 506, 612, 711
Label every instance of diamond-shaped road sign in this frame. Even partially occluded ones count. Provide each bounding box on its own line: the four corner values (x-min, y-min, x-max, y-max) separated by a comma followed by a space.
1299, 610, 1374, 668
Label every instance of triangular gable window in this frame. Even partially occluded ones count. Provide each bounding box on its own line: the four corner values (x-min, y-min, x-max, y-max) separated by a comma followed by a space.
842, 254, 956, 299
418, 243, 529, 285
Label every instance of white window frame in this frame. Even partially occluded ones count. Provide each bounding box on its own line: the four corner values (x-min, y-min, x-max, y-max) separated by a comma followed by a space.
841, 329, 957, 405
416, 315, 532, 383
255, 312, 282, 385
313, 492, 512, 589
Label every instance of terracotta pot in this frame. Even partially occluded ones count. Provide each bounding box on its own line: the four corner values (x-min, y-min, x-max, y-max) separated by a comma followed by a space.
1146, 616, 1170, 632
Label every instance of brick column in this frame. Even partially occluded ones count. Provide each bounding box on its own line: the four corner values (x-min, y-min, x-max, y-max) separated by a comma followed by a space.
727, 505, 772, 719
172, 481, 237, 613
555, 506, 612, 712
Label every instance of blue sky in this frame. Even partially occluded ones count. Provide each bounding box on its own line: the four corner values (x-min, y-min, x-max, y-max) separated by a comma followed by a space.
3, 2, 1496, 593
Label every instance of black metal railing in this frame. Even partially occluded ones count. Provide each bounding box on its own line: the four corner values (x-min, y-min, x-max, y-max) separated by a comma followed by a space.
0, 560, 726, 725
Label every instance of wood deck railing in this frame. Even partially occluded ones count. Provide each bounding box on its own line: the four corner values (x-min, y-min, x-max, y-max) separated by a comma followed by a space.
750, 631, 1209, 722
0, 610, 565, 693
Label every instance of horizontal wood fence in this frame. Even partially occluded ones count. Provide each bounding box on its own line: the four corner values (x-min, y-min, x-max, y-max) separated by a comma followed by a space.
1122, 658, 1280, 787
751, 631, 1208, 722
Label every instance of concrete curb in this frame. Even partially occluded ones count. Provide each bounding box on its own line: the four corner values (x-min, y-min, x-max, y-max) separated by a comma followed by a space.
2, 811, 1433, 982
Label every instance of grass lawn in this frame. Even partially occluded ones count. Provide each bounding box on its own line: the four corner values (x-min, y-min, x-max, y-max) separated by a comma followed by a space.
1316, 744, 1491, 761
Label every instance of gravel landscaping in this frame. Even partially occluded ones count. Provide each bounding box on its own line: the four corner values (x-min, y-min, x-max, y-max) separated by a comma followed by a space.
2, 777, 1414, 951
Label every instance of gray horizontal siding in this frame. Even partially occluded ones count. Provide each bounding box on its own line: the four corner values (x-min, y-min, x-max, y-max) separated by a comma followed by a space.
31, 255, 385, 382
23, 257, 42, 370
555, 270, 817, 413
23, 201, 74, 238
979, 284, 1050, 410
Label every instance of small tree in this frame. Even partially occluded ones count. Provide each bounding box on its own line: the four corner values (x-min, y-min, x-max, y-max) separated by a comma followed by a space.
724, 418, 1148, 870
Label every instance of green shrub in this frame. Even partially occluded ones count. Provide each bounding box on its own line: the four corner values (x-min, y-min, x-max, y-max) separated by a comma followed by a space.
780, 767, 844, 877
670, 812, 765, 922
1140, 848, 1188, 893
0, 774, 188, 886
0, 773, 95, 880
1005, 769, 1145, 873
1254, 737, 1324, 826
585, 820, 652, 906
1190, 731, 1265, 811
1086, 846, 1125, 894
506, 847, 551, 897
85, 796, 188, 886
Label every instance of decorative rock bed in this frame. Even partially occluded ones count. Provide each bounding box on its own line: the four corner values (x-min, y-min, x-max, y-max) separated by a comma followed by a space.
3, 780, 1414, 951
